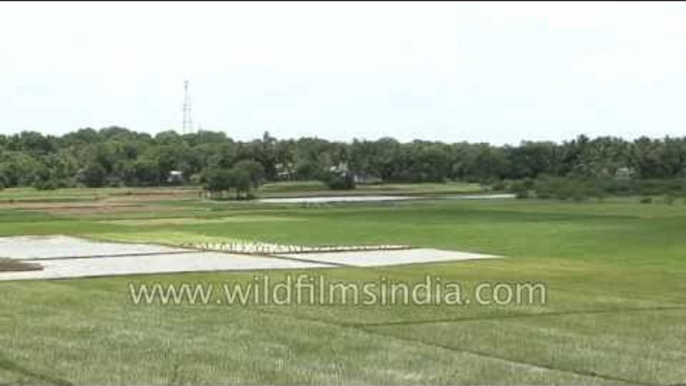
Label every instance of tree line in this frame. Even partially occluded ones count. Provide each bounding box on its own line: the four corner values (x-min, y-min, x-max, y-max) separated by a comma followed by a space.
1, 127, 685, 192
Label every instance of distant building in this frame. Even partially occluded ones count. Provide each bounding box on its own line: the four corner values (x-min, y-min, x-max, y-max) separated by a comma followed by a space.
614, 167, 635, 180
275, 163, 294, 180
329, 162, 350, 174
330, 162, 382, 184
167, 170, 184, 185
354, 174, 382, 185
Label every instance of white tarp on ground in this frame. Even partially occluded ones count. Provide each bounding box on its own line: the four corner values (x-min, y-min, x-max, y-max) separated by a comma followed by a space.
0, 236, 502, 281
0, 252, 330, 281
0, 235, 185, 259
275, 248, 501, 267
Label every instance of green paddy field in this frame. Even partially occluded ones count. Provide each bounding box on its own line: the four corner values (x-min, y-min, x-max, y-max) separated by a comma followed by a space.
0, 186, 685, 385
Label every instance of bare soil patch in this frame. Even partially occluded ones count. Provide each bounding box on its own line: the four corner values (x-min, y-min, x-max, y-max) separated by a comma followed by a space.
0, 258, 43, 272
42, 204, 157, 215
0, 201, 179, 215
101, 216, 304, 226
102, 189, 201, 203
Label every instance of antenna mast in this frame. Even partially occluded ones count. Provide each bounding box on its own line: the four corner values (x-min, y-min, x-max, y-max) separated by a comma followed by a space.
182, 80, 193, 134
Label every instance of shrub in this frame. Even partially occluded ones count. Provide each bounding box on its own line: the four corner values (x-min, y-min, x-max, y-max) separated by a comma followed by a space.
533, 177, 610, 202
554, 188, 574, 201
491, 180, 507, 192
34, 179, 59, 191
515, 190, 530, 199
590, 187, 606, 201
521, 178, 536, 190
323, 172, 356, 190
571, 189, 588, 202
509, 181, 529, 199
189, 173, 203, 185
234, 159, 266, 187
259, 180, 328, 193
640, 196, 653, 204
637, 179, 685, 196
80, 162, 107, 188
534, 177, 573, 200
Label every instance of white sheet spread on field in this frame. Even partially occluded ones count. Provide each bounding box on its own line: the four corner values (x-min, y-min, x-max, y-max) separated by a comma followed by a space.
274, 248, 501, 267
0, 236, 501, 281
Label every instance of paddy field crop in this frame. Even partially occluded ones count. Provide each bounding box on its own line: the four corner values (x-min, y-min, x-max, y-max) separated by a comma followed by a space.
0, 188, 685, 385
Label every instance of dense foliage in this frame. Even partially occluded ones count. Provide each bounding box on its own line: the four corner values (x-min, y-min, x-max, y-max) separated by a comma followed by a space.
1, 128, 686, 191
204, 159, 265, 200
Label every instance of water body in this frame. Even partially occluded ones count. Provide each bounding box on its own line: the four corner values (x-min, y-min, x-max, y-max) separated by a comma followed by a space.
257, 194, 515, 204
449, 194, 516, 200
257, 195, 415, 204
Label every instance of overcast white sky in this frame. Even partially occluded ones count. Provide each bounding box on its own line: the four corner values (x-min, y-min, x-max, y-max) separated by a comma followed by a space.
1, 2, 686, 144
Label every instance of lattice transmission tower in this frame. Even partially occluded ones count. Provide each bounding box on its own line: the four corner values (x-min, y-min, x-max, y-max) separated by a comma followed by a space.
182, 80, 193, 134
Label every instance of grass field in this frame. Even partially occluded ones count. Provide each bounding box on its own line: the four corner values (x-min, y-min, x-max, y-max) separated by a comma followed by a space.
1, 188, 685, 384
257, 181, 484, 197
